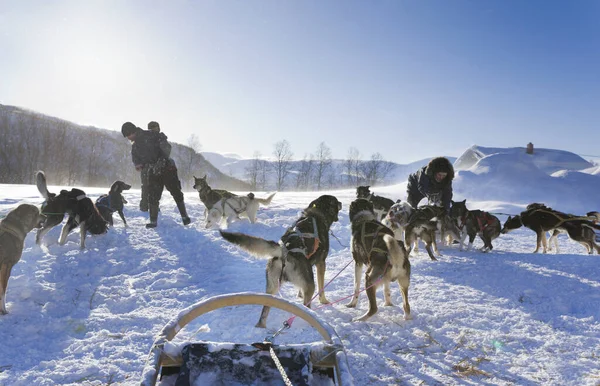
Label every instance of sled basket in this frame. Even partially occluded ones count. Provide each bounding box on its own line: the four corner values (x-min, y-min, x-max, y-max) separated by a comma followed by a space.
140, 292, 353, 386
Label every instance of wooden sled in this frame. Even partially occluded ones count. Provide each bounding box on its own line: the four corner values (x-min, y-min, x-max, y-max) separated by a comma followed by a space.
141, 292, 353, 385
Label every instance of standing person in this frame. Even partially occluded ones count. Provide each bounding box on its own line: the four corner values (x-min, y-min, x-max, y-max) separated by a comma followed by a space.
121, 122, 191, 228
406, 157, 455, 211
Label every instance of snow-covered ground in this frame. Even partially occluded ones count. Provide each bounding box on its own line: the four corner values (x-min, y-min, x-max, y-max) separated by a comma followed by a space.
1, 153, 600, 385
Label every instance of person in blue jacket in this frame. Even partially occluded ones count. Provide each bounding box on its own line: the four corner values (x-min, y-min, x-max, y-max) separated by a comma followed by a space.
406, 157, 455, 211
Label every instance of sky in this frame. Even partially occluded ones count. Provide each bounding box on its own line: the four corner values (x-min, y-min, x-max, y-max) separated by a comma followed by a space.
1, 0, 600, 164
1, 149, 600, 385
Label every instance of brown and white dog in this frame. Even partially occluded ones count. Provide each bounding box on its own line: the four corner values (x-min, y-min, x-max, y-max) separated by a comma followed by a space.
502, 203, 600, 254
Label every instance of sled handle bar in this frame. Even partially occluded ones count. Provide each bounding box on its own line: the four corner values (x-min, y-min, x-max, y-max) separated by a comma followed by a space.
141, 292, 338, 386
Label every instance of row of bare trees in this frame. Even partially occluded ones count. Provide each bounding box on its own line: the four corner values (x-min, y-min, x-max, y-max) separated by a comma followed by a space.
244, 140, 396, 191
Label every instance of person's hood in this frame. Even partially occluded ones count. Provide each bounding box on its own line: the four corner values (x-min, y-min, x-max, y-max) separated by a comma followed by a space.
424, 157, 455, 182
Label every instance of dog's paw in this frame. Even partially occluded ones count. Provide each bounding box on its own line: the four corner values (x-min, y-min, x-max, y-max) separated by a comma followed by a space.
345, 302, 357, 308
403, 313, 412, 320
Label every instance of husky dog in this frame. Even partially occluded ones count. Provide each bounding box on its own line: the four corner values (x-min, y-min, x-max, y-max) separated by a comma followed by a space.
546, 210, 600, 252
36, 171, 108, 248
346, 199, 411, 322
193, 175, 275, 228
403, 205, 446, 260
356, 186, 395, 221
449, 200, 501, 252
0, 204, 45, 314
501, 203, 600, 254
381, 200, 413, 241
220, 195, 342, 328
96, 180, 132, 226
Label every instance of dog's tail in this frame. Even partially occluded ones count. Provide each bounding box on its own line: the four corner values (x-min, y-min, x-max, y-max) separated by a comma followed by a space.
36, 171, 50, 199
220, 230, 283, 259
383, 234, 410, 270
254, 192, 276, 206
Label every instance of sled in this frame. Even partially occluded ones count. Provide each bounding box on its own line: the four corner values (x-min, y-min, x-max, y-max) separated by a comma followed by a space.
141, 292, 353, 385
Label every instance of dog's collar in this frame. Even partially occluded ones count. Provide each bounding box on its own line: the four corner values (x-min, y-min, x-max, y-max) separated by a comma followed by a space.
76, 194, 87, 201
0, 220, 27, 241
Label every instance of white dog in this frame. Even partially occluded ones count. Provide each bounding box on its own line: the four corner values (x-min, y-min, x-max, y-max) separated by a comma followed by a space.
205, 192, 276, 228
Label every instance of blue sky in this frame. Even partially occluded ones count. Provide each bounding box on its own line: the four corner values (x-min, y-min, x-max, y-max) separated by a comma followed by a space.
1, 0, 599, 164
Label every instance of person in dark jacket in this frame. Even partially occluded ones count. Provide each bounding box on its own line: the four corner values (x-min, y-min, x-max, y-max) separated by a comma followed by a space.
121, 122, 191, 228
406, 157, 455, 211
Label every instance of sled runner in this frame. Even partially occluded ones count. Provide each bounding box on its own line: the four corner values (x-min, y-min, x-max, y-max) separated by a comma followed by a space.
141, 292, 353, 385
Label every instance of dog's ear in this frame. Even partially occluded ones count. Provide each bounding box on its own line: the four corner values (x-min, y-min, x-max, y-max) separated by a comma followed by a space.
396, 199, 401, 203
461, 199, 466, 204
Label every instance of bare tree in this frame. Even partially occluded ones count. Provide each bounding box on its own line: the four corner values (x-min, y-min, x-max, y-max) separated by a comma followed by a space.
179, 134, 202, 189
272, 140, 293, 191
295, 154, 314, 190
361, 152, 396, 186
343, 147, 362, 187
314, 142, 332, 191
245, 151, 262, 190
258, 157, 269, 190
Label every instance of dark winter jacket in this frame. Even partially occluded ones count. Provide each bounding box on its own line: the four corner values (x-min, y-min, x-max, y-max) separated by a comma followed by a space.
131, 128, 172, 167
407, 157, 455, 210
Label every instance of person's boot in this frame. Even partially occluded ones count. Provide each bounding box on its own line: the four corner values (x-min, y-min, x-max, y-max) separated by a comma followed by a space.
176, 201, 191, 226
146, 204, 159, 228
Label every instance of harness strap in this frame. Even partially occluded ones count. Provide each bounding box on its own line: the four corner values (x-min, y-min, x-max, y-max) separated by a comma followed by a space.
457, 214, 467, 230
531, 209, 591, 228
221, 198, 246, 215
360, 221, 386, 263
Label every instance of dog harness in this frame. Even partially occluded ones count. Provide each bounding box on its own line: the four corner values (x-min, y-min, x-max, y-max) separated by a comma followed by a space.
475, 212, 496, 232
531, 208, 592, 228
285, 217, 320, 259
96, 195, 113, 212
359, 221, 388, 263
